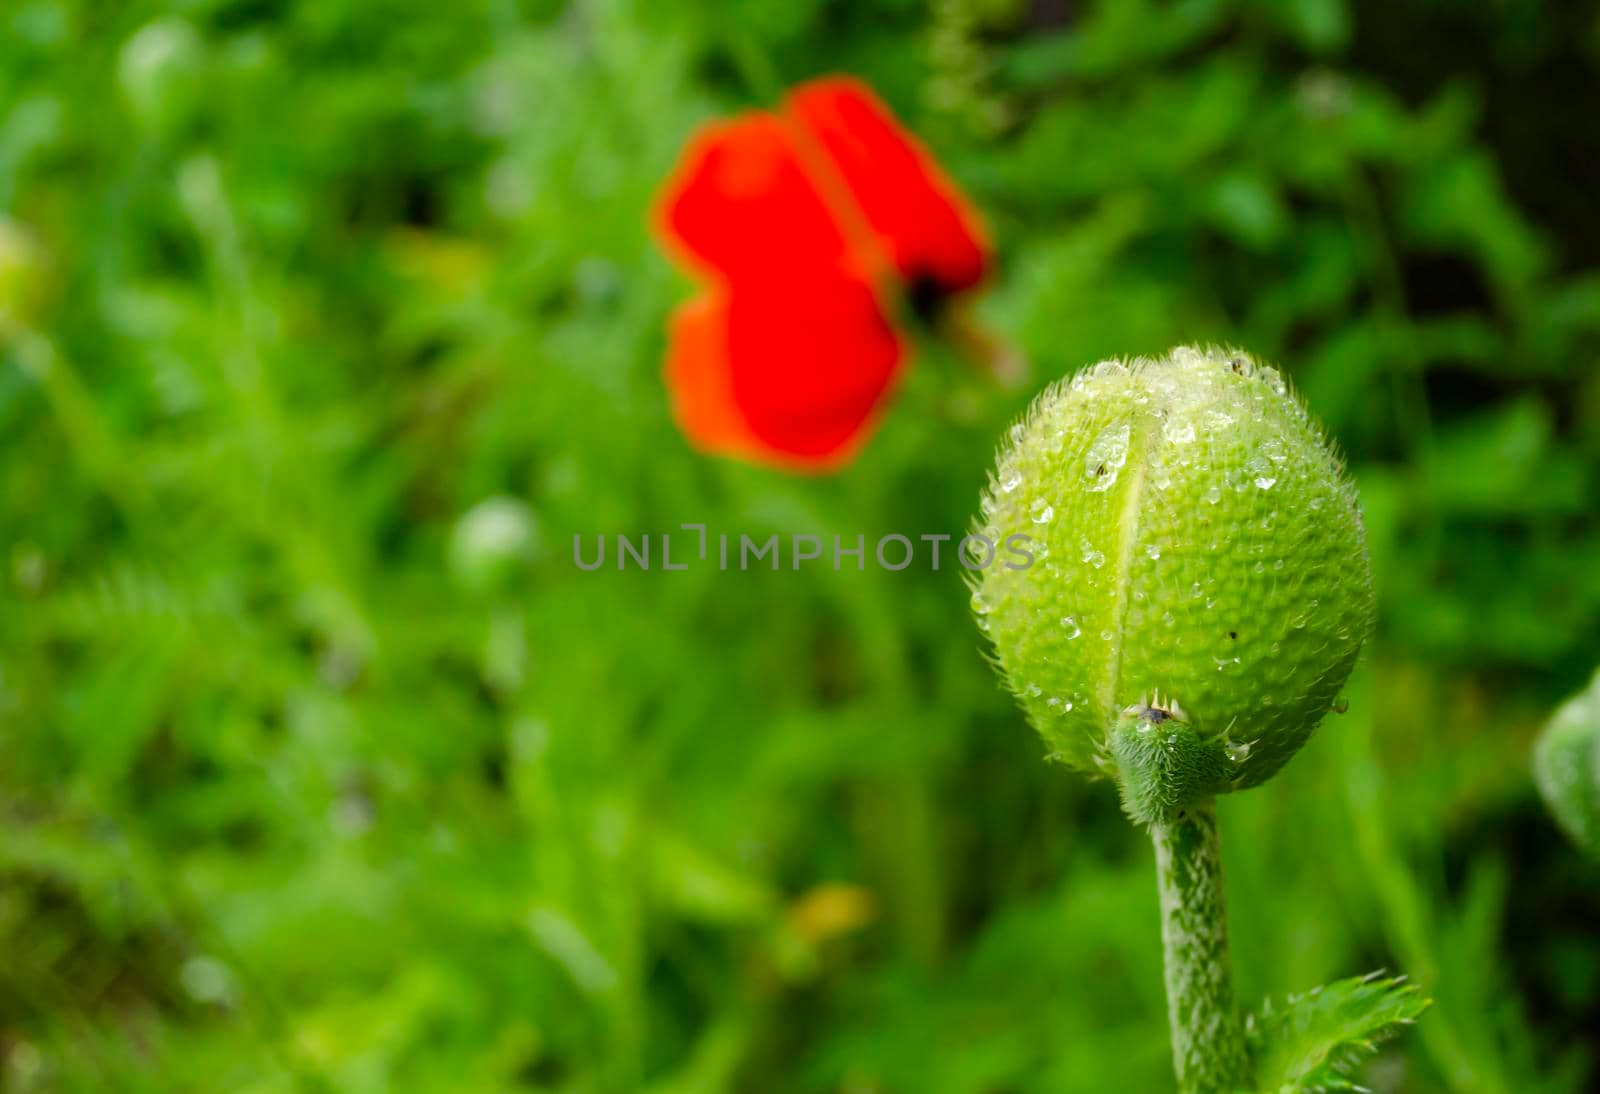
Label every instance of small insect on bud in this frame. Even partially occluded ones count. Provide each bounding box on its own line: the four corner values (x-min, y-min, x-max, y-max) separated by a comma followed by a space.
973, 346, 1375, 825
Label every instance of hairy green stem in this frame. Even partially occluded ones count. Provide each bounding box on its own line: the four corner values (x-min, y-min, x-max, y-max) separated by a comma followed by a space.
1151, 800, 1250, 1093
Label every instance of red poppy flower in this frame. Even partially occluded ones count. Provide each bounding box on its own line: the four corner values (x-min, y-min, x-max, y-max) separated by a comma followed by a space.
654, 76, 992, 471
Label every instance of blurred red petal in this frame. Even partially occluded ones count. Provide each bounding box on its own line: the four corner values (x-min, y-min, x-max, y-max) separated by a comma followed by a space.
665, 275, 905, 470
664, 294, 764, 460
654, 113, 853, 284
786, 77, 990, 293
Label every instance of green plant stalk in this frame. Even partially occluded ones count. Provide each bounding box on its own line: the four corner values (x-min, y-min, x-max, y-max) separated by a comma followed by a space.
1151, 799, 1250, 1093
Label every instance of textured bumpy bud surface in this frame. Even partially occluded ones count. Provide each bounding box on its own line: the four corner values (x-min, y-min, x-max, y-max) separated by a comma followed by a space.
973, 346, 1374, 821
1533, 669, 1600, 857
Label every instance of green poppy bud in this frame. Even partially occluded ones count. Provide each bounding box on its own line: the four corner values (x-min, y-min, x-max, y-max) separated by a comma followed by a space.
1533, 669, 1600, 857
972, 346, 1374, 825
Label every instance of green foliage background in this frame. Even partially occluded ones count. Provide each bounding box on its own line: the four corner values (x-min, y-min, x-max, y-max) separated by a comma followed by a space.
3, 0, 1599, 1089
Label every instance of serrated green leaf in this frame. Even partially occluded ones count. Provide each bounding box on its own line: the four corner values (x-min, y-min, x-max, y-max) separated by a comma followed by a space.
1249, 972, 1430, 1092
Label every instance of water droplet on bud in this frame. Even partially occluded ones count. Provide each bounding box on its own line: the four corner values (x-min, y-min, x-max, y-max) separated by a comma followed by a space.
1084, 422, 1132, 493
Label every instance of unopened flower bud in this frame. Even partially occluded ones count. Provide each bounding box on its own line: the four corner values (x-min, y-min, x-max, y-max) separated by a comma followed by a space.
972, 346, 1374, 824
